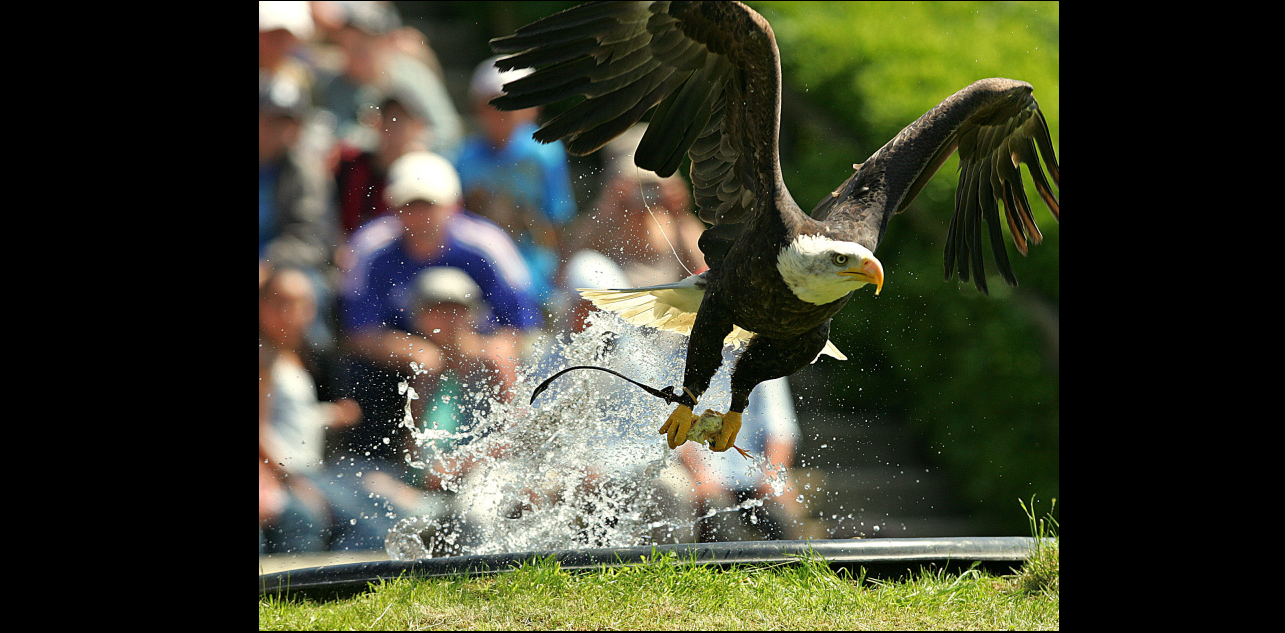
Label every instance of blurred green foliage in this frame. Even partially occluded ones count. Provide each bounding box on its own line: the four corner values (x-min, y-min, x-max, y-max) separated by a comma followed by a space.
451, 1, 1059, 534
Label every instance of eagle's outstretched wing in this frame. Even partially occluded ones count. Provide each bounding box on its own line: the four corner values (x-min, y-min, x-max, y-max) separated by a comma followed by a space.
811, 78, 1059, 293
490, 1, 794, 235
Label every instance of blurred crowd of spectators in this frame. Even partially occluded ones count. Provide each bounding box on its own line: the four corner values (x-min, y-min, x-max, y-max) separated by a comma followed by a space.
259, 1, 810, 556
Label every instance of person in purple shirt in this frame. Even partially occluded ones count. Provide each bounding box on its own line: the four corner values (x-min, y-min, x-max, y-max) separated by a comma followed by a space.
337, 151, 542, 468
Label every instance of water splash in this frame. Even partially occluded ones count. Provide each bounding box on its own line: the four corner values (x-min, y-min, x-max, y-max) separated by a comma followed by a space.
384, 311, 787, 560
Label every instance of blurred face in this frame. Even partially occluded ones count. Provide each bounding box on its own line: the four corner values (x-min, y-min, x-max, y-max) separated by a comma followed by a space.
474, 97, 537, 147
258, 112, 300, 163
399, 199, 454, 241
336, 26, 383, 83
620, 179, 664, 214
260, 270, 316, 348
604, 176, 667, 259
258, 28, 297, 70
380, 101, 425, 154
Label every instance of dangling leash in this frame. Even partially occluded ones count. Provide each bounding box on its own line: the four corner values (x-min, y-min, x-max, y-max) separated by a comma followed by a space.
529, 365, 696, 408
530, 365, 750, 459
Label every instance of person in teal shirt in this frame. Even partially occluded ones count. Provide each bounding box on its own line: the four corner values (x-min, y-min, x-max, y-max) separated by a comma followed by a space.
453, 57, 578, 303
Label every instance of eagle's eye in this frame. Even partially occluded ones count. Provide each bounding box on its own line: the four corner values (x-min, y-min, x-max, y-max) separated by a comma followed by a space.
831, 253, 849, 266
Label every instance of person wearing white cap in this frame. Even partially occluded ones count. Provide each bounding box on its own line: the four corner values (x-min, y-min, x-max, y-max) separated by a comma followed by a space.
452, 56, 578, 303
409, 265, 516, 409
259, 1, 314, 74
338, 150, 542, 467
404, 267, 502, 496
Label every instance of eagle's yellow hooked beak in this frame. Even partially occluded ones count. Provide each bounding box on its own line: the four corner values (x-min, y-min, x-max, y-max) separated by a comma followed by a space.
841, 256, 885, 295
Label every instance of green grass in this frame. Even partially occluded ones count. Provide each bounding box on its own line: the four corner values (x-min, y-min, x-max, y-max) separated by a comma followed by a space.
259, 540, 1059, 630
1016, 497, 1059, 595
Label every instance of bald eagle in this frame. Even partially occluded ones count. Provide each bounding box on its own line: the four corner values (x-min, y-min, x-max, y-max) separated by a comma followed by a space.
493, 1, 1059, 453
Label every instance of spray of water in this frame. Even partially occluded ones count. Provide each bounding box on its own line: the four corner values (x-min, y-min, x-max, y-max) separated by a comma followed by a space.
384, 310, 786, 560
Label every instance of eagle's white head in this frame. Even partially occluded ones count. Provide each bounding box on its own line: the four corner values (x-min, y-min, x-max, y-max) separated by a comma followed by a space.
776, 234, 885, 305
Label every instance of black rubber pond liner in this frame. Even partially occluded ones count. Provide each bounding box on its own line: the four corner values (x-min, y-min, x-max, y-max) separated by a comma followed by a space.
260, 536, 1035, 601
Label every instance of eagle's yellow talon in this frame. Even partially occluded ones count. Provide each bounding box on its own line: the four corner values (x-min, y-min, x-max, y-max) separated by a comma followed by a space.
712, 411, 742, 452
661, 404, 695, 449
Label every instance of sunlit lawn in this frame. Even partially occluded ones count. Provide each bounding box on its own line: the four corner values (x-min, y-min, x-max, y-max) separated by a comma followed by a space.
259, 539, 1058, 630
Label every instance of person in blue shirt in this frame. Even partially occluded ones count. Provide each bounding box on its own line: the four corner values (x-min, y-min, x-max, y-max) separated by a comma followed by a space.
337, 150, 543, 472
453, 57, 578, 303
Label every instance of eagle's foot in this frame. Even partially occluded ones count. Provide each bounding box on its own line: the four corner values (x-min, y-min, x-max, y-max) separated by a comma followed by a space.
668, 409, 746, 456
659, 404, 695, 449
711, 411, 742, 454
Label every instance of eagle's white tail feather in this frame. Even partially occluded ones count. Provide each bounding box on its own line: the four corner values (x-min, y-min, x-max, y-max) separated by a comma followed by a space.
817, 339, 847, 362
578, 282, 846, 361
